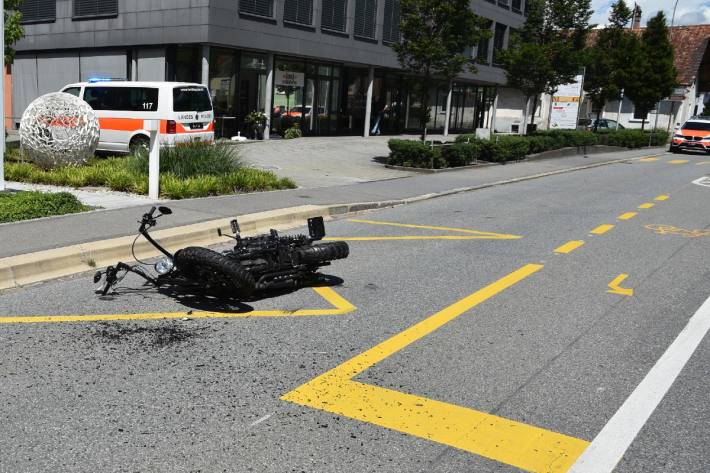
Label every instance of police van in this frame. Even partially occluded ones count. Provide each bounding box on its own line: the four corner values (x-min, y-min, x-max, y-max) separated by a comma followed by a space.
60, 79, 214, 153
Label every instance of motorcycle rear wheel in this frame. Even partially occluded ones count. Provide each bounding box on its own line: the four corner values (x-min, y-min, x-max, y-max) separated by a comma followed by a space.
175, 246, 256, 298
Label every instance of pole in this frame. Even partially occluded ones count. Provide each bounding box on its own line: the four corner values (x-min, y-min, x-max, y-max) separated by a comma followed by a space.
650, 101, 661, 146
263, 53, 274, 140
615, 89, 624, 130
443, 81, 453, 137
363, 66, 374, 137
0, 0, 5, 192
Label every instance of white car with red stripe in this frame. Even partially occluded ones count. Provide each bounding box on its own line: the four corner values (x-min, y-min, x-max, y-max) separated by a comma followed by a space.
60, 80, 214, 154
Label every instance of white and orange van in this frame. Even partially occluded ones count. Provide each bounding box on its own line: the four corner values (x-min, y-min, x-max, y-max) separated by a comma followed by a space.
60, 79, 214, 153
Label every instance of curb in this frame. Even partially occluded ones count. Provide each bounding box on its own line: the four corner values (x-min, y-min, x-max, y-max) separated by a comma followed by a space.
0, 152, 664, 291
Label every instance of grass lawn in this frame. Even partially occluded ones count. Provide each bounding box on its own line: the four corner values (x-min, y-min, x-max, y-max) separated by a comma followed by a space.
0, 191, 91, 223
4, 142, 296, 199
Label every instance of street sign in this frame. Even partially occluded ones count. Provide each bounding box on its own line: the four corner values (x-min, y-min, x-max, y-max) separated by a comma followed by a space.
550, 74, 584, 130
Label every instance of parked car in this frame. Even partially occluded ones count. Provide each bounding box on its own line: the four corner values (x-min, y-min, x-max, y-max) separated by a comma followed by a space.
584, 118, 624, 131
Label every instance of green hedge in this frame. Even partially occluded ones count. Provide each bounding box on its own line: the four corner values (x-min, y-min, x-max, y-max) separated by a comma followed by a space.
391, 129, 670, 170
0, 191, 90, 223
597, 129, 670, 148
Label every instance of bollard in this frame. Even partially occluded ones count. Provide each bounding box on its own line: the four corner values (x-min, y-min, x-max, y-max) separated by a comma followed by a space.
144, 119, 160, 199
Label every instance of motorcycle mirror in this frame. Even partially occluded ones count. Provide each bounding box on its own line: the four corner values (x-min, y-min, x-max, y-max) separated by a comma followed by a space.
158, 206, 172, 215
93, 271, 102, 284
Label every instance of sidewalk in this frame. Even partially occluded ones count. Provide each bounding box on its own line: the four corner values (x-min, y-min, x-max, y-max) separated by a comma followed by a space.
0, 146, 665, 260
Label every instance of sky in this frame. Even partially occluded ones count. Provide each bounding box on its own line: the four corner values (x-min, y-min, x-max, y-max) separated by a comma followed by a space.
590, 0, 708, 27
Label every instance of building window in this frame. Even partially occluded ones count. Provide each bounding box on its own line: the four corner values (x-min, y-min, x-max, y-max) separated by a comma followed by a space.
492, 23, 507, 66
239, 0, 274, 18
354, 0, 377, 39
284, 0, 313, 25
73, 0, 118, 18
512, 0, 522, 13
383, 0, 400, 43
322, 0, 347, 32
477, 21, 492, 65
20, 0, 55, 23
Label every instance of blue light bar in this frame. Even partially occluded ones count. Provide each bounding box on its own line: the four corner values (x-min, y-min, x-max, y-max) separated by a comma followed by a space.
88, 77, 113, 83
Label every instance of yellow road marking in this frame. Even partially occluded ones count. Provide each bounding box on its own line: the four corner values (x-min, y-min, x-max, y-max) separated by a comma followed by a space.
638, 157, 659, 162
668, 159, 689, 164
590, 224, 615, 235
554, 240, 585, 254
607, 274, 634, 297
325, 236, 516, 241
618, 212, 637, 221
348, 219, 522, 239
646, 224, 710, 238
283, 264, 590, 472
654, 195, 669, 201
0, 287, 355, 324
638, 203, 655, 209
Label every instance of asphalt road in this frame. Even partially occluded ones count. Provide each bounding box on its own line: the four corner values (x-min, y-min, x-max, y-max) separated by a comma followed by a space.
1, 151, 709, 473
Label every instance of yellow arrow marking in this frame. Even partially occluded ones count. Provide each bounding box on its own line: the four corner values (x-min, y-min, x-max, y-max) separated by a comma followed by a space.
347, 219, 522, 239
0, 286, 355, 324
283, 264, 590, 472
607, 274, 634, 296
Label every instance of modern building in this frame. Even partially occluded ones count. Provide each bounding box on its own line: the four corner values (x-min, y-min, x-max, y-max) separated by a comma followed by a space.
10, 0, 528, 138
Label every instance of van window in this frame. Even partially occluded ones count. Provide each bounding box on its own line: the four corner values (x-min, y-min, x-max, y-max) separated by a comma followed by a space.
84, 87, 159, 111
173, 86, 211, 112
63, 87, 81, 97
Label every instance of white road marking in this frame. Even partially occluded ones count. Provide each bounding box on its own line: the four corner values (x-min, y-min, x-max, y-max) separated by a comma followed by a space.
569, 293, 710, 472
249, 413, 273, 427
691, 176, 710, 187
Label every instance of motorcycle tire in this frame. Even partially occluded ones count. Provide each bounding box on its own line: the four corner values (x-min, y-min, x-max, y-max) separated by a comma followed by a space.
174, 246, 256, 298
296, 241, 349, 265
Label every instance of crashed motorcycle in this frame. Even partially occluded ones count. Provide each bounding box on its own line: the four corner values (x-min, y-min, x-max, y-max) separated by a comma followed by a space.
93, 206, 349, 298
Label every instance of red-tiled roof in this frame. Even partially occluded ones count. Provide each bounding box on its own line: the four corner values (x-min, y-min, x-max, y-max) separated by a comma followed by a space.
588, 24, 710, 86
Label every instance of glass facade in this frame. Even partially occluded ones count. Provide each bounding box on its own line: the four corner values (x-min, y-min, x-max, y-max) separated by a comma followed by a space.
166, 45, 497, 138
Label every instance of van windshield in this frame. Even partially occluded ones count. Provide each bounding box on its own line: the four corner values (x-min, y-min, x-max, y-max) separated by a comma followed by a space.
173, 86, 212, 112
683, 121, 710, 131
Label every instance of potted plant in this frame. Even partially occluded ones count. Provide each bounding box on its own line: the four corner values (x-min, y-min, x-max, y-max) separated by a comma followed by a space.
244, 111, 267, 140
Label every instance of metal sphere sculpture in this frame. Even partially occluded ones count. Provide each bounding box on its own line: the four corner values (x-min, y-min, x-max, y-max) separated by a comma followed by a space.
20, 92, 100, 169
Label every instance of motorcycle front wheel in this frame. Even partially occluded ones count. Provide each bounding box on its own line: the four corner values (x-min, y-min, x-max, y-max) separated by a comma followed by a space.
174, 246, 256, 299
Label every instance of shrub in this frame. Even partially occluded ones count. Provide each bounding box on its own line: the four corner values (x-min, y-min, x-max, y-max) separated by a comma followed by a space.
491, 136, 530, 162
388, 139, 437, 168
454, 134, 479, 144
533, 130, 599, 148
597, 129, 669, 148
526, 135, 560, 154
0, 191, 90, 223
284, 125, 303, 139
440, 142, 480, 167
130, 142, 240, 178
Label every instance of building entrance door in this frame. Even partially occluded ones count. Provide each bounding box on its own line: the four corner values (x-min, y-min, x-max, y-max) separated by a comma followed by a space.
303, 65, 340, 136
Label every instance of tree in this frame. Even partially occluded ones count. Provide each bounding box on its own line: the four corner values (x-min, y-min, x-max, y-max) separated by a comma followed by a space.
391, 0, 489, 140
583, 0, 637, 130
501, 0, 592, 132
5, 1, 25, 65
625, 11, 677, 130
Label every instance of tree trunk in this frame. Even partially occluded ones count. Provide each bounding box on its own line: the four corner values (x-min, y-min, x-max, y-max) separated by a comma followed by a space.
419, 76, 431, 142
521, 96, 530, 135
529, 96, 538, 131
641, 117, 646, 131
595, 108, 602, 132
